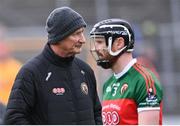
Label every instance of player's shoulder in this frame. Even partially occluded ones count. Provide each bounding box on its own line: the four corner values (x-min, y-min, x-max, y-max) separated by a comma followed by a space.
132, 63, 156, 80
132, 63, 162, 91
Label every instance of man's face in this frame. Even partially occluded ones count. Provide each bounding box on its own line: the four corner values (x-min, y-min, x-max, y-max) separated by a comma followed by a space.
58, 27, 86, 57
90, 36, 111, 62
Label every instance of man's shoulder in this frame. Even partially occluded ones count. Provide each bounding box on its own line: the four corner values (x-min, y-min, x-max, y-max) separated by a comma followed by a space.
74, 57, 92, 70
20, 53, 47, 74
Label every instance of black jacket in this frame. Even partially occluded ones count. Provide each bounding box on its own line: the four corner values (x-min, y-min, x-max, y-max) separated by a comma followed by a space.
0, 102, 5, 124
3, 44, 102, 125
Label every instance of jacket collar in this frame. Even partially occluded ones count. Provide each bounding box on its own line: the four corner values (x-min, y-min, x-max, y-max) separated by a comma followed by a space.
42, 43, 74, 67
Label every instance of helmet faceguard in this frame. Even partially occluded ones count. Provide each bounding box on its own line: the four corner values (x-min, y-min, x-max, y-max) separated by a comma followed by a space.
90, 35, 113, 69
90, 19, 135, 69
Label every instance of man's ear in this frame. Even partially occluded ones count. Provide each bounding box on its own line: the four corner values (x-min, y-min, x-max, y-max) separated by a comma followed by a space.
112, 37, 125, 51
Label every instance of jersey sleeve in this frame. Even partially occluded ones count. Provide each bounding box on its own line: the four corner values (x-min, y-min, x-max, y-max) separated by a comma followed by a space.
134, 70, 163, 113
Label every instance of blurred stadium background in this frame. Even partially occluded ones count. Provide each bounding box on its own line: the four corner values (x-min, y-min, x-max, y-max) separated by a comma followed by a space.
0, 0, 180, 124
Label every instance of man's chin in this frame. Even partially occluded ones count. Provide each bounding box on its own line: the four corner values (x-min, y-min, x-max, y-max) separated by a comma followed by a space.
75, 51, 81, 54
75, 48, 82, 54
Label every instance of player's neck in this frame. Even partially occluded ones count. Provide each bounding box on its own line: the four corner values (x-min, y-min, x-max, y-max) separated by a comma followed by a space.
112, 53, 133, 74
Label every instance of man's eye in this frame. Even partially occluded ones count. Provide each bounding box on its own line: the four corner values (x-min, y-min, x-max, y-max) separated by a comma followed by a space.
96, 41, 103, 44
73, 31, 82, 36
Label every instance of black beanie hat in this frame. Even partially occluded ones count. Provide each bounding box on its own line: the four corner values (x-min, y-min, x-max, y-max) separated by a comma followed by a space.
46, 7, 87, 44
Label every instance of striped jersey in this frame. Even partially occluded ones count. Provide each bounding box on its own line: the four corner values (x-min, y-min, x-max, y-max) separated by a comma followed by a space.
102, 59, 163, 125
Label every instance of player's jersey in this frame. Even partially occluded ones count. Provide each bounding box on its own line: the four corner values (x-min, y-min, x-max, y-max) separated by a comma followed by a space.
102, 59, 163, 125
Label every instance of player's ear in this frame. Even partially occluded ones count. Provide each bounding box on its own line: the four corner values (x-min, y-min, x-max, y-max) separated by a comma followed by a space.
112, 37, 125, 51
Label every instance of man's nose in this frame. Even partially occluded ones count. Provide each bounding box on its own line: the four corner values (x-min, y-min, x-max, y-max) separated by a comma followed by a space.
95, 43, 101, 50
79, 33, 86, 43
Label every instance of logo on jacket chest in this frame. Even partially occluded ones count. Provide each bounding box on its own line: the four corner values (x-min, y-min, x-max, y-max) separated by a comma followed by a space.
52, 87, 65, 95
81, 82, 88, 95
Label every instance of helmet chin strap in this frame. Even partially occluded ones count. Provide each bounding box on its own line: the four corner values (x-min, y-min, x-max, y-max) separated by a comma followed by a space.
97, 54, 119, 69
107, 37, 127, 56
97, 60, 112, 69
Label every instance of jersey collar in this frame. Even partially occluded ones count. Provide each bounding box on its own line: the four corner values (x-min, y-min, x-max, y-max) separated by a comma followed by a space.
114, 58, 137, 79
